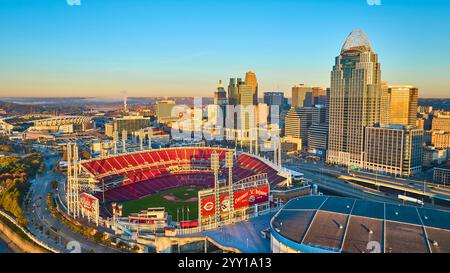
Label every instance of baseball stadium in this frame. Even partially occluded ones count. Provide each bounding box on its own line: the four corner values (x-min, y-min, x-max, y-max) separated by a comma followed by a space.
70, 146, 296, 231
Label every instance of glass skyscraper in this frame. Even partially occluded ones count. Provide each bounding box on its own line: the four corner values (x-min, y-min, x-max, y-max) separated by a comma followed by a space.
327, 29, 382, 167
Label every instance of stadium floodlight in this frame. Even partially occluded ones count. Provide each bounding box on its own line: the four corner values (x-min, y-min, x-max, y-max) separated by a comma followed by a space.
225, 151, 234, 168
211, 152, 219, 171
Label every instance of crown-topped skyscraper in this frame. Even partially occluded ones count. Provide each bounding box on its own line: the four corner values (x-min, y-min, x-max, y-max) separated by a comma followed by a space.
327, 29, 382, 167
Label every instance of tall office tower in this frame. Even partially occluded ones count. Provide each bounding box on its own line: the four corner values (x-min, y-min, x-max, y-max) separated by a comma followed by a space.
228, 78, 243, 106
284, 107, 302, 141
380, 81, 390, 125
327, 29, 382, 167
388, 85, 419, 127
214, 80, 228, 127
245, 71, 258, 105
214, 80, 228, 106
156, 100, 177, 123
264, 92, 285, 117
238, 84, 255, 131
364, 125, 423, 177
432, 114, 450, 131
292, 84, 314, 108
312, 87, 327, 106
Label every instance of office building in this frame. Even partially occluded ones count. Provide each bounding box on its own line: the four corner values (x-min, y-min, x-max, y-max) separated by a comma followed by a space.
245, 71, 258, 105
228, 78, 243, 106
308, 123, 328, 157
434, 165, 450, 185
156, 100, 177, 123
327, 29, 382, 167
423, 146, 447, 167
264, 92, 285, 118
388, 85, 419, 127
284, 107, 302, 141
105, 115, 151, 137
431, 130, 450, 150
364, 125, 423, 176
433, 114, 450, 132
292, 84, 314, 108
238, 84, 255, 131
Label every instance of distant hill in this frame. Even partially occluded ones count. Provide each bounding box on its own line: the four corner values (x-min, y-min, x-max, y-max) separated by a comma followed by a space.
0, 100, 84, 116
418, 98, 450, 111
0, 101, 46, 115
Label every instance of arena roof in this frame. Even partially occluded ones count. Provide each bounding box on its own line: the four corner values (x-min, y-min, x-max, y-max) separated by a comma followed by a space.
271, 195, 450, 253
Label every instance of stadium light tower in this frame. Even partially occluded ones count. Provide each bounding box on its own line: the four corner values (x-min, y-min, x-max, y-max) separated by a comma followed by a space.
225, 151, 234, 224
122, 129, 127, 153
66, 143, 80, 218
113, 130, 119, 155
211, 152, 220, 227
255, 128, 259, 156
139, 129, 144, 151
148, 130, 152, 150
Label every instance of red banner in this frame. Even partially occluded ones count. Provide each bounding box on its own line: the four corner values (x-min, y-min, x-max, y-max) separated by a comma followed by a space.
200, 185, 269, 217
234, 185, 269, 209
200, 196, 215, 217
80, 193, 98, 213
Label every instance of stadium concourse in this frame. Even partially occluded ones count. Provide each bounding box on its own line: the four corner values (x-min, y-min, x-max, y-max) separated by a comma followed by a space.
79, 147, 287, 217
271, 195, 450, 253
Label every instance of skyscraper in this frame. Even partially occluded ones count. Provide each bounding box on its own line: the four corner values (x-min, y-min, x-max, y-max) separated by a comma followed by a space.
214, 80, 228, 106
327, 29, 382, 167
284, 107, 302, 141
228, 78, 242, 106
245, 71, 258, 105
380, 81, 390, 125
292, 84, 314, 108
238, 84, 255, 131
264, 92, 285, 117
295, 106, 326, 148
388, 85, 419, 127
213, 80, 228, 128
312, 87, 327, 106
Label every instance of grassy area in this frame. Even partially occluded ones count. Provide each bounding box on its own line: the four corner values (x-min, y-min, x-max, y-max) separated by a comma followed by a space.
122, 186, 202, 220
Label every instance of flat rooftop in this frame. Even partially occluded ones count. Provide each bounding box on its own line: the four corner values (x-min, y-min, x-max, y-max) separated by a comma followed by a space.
272, 195, 450, 253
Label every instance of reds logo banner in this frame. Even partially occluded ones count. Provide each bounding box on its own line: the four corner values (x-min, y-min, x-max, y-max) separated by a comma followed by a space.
201, 196, 215, 217
234, 185, 269, 209
80, 193, 99, 213
200, 184, 269, 217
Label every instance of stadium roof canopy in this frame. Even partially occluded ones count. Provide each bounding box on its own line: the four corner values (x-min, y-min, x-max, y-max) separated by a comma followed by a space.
271, 195, 450, 253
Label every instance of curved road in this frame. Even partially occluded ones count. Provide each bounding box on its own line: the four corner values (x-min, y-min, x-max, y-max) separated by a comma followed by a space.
24, 146, 119, 253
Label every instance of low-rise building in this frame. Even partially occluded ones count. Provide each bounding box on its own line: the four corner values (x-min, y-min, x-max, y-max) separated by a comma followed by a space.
423, 146, 448, 167
434, 165, 450, 185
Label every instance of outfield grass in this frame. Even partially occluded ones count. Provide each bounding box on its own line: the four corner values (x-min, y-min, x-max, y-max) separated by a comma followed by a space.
122, 186, 202, 220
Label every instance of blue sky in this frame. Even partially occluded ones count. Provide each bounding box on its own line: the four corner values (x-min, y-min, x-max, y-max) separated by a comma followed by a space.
0, 0, 449, 98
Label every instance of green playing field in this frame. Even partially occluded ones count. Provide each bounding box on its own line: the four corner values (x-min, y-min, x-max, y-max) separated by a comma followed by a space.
121, 186, 202, 220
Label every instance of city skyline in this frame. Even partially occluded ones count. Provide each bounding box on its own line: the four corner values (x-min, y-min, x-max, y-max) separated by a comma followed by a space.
0, 0, 450, 98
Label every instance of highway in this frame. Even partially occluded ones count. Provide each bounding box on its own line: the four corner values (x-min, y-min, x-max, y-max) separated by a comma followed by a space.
286, 157, 450, 195
283, 159, 450, 211
24, 145, 119, 253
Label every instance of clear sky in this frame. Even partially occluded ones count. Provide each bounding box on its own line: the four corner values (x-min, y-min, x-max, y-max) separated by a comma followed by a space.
0, 0, 449, 98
